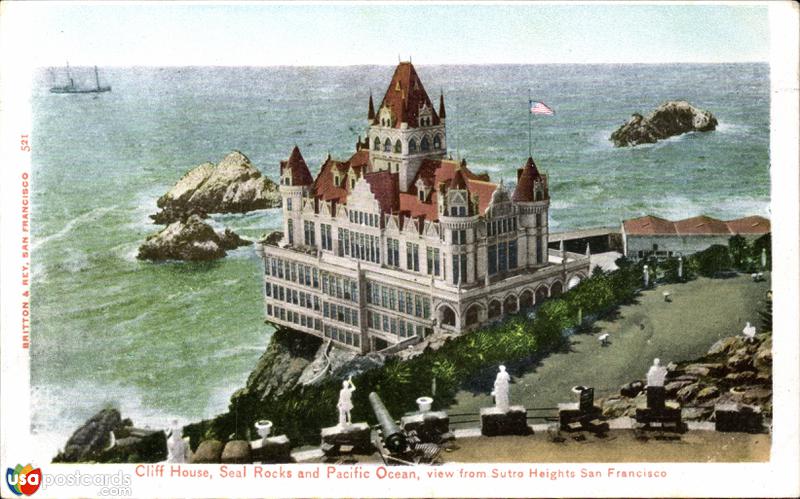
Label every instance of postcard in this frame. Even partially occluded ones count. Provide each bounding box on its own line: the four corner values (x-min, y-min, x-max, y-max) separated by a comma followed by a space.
1, 1, 798, 498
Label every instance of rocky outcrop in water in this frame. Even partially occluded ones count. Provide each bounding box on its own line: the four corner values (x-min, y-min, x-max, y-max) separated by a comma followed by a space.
610, 101, 718, 147
599, 331, 772, 422
53, 408, 166, 463
151, 151, 280, 224
137, 214, 251, 261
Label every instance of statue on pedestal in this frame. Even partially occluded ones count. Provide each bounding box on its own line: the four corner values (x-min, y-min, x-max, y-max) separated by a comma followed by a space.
337, 377, 356, 427
491, 365, 511, 412
646, 358, 667, 387
166, 420, 190, 463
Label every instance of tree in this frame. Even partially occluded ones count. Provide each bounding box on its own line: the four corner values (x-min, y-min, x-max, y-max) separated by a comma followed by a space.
728, 234, 749, 269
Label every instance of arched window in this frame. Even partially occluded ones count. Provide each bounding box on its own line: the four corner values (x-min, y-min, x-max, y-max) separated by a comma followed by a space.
409, 138, 417, 153
433, 135, 441, 149
394, 140, 402, 153
373, 137, 380, 151
383, 138, 391, 152
535, 189, 543, 201
421, 136, 430, 152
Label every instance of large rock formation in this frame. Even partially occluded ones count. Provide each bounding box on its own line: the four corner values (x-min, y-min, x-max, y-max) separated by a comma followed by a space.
599, 331, 772, 423
54, 408, 166, 463
610, 101, 718, 147
137, 214, 251, 261
152, 151, 280, 224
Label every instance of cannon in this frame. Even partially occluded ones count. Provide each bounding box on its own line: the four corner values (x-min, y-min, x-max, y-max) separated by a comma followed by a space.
368, 392, 408, 454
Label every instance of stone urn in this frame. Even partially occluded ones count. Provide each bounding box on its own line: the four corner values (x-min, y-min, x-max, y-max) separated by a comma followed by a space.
416, 396, 433, 413
255, 420, 273, 439
571, 385, 587, 397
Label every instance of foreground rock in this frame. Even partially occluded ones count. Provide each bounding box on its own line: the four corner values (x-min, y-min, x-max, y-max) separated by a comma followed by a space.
54, 408, 166, 463
152, 151, 280, 224
137, 214, 250, 261
610, 101, 718, 147
600, 331, 772, 424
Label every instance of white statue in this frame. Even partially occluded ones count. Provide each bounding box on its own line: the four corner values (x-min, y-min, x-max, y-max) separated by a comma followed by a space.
491, 365, 511, 412
337, 377, 356, 427
643, 265, 650, 288
742, 321, 757, 342
166, 420, 190, 463
646, 358, 667, 387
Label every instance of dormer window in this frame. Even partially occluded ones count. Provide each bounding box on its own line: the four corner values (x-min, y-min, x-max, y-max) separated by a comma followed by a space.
334, 174, 340, 186
418, 191, 425, 201
350, 178, 356, 189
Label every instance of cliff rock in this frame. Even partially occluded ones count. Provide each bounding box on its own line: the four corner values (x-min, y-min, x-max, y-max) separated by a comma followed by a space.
152, 151, 280, 224
610, 101, 717, 147
137, 214, 250, 261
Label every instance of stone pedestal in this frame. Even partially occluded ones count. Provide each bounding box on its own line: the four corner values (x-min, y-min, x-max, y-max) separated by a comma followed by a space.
221, 440, 252, 464
320, 422, 373, 457
557, 403, 608, 434
250, 434, 292, 463
635, 399, 684, 432
646, 386, 666, 411
400, 411, 453, 443
480, 406, 531, 436
714, 403, 763, 433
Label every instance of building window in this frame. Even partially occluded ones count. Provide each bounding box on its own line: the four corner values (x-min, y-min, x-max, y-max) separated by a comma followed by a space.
387, 238, 400, 267
426, 247, 440, 276
394, 140, 401, 153
409, 138, 417, 153
434, 135, 441, 149
498, 242, 508, 273
452, 229, 467, 245
373, 137, 380, 150
321, 224, 332, 250
452, 254, 467, 284
509, 239, 518, 269
406, 242, 419, 272
421, 136, 430, 151
287, 219, 294, 245
304, 221, 315, 246
536, 237, 544, 264
286, 198, 292, 211
383, 138, 391, 152
536, 213, 542, 228
488, 244, 497, 275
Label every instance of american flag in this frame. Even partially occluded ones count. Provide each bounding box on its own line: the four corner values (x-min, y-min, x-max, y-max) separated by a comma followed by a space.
530, 100, 555, 115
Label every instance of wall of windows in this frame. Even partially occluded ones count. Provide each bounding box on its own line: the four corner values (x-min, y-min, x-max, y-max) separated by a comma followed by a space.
487, 239, 519, 275
266, 304, 322, 332
266, 257, 320, 288
367, 310, 420, 339
487, 216, 517, 237
324, 324, 361, 348
323, 301, 360, 327
426, 247, 441, 276
452, 229, 467, 244
387, 238, 400, 267
338, 228, 380, 263
321, 272, 359, 302
348, 209, 379, 228
366, 281, 431, 319
287, 219, 294, 244
406, 242, 420, 271
266, 282, 321, 312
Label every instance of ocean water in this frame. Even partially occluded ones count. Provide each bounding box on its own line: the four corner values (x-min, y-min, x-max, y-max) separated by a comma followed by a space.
30, 64, 769, 461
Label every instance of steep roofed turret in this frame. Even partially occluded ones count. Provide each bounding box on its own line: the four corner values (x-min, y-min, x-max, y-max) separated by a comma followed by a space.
439, 91, 446, 119
512, 156, 546, 202
280, 145, 313, 186
374, 62, 439, 129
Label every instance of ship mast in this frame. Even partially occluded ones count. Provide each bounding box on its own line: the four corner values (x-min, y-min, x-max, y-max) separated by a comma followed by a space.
66, 61, 74, 88
94, 66, 100, 90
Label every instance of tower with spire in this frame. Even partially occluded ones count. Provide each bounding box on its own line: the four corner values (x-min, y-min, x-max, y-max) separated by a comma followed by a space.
367, 61, 447, 192
512, 156, 550, 265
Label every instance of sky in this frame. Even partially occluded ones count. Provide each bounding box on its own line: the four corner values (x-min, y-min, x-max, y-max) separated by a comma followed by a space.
5, 2, 770, 66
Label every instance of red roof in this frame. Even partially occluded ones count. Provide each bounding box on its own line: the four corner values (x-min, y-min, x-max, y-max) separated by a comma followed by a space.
512, 157, 544, 202
724, 215, 771, 234
364, 170, 399, 214
280, 146, 313, 185
674, 215, 730, 235
623, 215, 678, 235
624, 214, 771, 236
311, 150, 372, 205
375, 62, 439, 129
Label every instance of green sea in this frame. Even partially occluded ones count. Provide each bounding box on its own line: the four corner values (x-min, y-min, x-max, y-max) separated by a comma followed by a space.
30, 64, 769, 460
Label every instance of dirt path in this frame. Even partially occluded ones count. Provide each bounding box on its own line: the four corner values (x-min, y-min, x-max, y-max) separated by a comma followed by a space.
447, 274, 771, 415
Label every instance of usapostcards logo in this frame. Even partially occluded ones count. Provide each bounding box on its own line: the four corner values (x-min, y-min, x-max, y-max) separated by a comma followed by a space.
6, 464, 42, 496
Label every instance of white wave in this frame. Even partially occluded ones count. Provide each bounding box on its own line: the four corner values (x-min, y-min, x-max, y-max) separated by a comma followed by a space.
32, 205, 117, 252
715, 122, 750, 135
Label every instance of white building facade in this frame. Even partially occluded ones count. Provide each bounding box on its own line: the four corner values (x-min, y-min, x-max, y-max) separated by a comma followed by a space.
259, 62, 590, 353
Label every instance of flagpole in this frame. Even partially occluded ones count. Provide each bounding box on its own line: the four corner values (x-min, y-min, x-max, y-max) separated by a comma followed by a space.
527, 89, 532, 158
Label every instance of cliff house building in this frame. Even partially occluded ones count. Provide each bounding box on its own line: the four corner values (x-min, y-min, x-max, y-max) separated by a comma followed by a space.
259, 62, 590, 353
